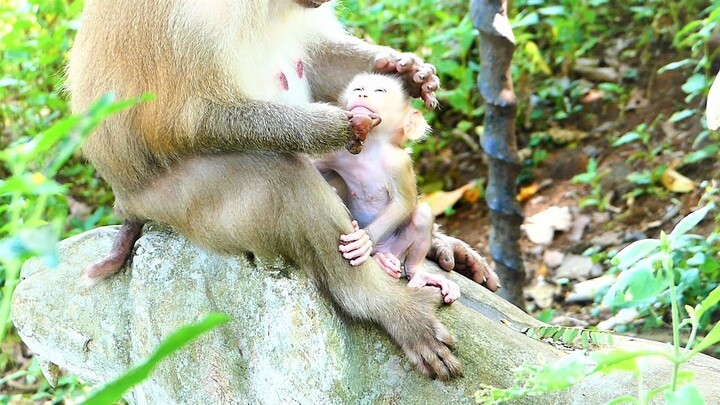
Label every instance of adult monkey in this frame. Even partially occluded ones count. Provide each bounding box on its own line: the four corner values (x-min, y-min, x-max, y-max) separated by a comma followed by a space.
68, 0, 496, 379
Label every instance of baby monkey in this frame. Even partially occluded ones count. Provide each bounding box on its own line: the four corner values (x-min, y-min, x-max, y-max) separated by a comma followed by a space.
315, 73, 460, 303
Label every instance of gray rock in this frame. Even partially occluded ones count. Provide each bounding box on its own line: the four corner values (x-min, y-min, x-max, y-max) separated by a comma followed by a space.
13, 226, 720, 404
555, 254, 603, 280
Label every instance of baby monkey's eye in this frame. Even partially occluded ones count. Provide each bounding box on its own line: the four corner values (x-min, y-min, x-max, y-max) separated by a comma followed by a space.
353, 87, 364, 91
374, 88, 387, 93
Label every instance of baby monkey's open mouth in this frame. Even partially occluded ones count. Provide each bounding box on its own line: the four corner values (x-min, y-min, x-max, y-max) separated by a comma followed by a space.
347, 103, 376, 116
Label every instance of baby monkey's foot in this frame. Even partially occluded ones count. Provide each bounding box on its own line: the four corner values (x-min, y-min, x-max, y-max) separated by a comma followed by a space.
407, 270, 461, 304
373, 252, 401, 281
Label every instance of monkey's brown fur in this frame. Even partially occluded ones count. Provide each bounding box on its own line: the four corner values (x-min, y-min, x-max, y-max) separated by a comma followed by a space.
68, 0, 460, 379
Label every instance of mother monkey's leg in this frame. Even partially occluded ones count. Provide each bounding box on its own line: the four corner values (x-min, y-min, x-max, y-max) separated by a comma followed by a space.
128, 153, 462, 380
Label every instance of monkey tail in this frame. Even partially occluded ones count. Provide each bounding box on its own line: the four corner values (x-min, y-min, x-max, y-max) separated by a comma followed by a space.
84, 219, 145, 278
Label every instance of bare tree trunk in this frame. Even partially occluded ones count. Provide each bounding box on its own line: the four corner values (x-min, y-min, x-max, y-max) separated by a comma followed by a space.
470, 0, 526, 309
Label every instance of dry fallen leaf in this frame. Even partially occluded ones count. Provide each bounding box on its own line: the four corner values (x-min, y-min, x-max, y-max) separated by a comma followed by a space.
625, 90, 650, 111
555, 254, 602, 280
661, 117, 681, 139
582, 89, 605, 104
517, 183, 540, 203
525, 277, 559, 309
463, 186, 482, 204
547, 127, 589, 143
573, 58, 618, 82
420, 182, 474, 217
543, 250, 565, 268
521, 206, 572, 245
661, 168, 695, 193
707, 73, 720, 130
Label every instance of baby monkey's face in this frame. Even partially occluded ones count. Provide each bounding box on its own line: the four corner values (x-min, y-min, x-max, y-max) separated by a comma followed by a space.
343, 74, 410, 134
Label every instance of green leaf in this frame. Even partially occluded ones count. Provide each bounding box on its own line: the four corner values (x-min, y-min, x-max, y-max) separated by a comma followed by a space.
602, 262, 667, 308
0, 174, 67, 196
658, 59, 695, 73
590, 331, 613, 346
512, 11, 539, 29
572, 173, 595, 184
669, 204, 715, 240
612, 131, 642, 147
80, 313, 231, 405
581, 331, 589, 349
537, 5, 566, 16
562, 328, 580, 345
683, 144, 719, 164
606, 395, 639, 405
695, 285, 720, 321
0, 77, 26, 87
681, 74, 707, 96
535, 353, 593, 389
591, 350, 645, 375
664, 384, 705, 405
670, 109, 697, 123
611, 239, 661, 269
691, 321, 720, 356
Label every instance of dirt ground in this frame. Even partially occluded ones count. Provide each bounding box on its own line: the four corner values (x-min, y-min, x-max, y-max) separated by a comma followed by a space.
434, 56, 720, 340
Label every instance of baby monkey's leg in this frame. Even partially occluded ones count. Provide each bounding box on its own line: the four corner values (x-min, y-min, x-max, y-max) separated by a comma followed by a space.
401, 205, 461, 304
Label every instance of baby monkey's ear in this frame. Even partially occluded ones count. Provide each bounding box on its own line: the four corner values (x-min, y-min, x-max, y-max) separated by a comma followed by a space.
403, 109, 430, 142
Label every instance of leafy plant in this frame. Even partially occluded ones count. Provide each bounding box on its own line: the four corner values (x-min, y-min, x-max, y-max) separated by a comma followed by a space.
658, 2, 720, 157
662, 4, 720, 104
0, 93, 150, 341
571, 158, 611, 211
525, 325, 613, 349
604, 204, 720, 332
477, 204, 719, 404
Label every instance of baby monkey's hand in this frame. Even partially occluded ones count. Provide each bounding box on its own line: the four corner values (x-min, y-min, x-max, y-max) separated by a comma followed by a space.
339, 220, 373, 266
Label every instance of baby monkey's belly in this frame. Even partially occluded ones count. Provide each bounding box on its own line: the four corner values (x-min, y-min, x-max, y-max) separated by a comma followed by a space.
347, 188, 391, 231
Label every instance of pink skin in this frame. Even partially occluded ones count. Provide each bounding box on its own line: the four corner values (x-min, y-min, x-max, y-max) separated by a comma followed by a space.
339, 223, 401, 280
408, 271, 461, 304
374, 252, 401, 280
340, 221, 460, 304
339, 220, 373, 267
329, 74, 459, 304
339, 208, 460, 304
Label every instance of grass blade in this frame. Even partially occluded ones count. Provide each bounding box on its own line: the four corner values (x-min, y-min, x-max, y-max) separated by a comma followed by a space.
80, 312, 231, 405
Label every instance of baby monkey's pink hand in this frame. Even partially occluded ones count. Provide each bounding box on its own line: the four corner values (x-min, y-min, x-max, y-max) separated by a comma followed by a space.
339, 220, 373, 266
